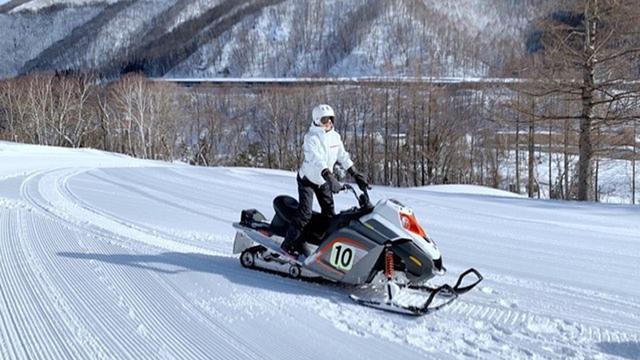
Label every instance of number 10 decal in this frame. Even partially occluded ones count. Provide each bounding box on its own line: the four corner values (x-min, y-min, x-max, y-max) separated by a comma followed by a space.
330, 242, 357, 271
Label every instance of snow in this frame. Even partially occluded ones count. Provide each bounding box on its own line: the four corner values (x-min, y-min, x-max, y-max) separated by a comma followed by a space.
414, 184, 526, 198
0, 140, 639, 359
0, 6, 101, 78
10, 0, 117, 12
165, 0, 223, 33
497, 148, 638, 204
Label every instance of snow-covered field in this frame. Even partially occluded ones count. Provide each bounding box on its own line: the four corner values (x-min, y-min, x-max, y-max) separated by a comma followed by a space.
1, 141, 639, 359
9, 0, 118, 13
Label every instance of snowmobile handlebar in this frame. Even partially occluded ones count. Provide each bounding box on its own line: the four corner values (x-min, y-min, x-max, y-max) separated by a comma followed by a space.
341, 184, 372, 209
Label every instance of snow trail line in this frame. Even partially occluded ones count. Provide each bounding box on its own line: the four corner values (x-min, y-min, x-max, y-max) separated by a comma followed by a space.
15, 168, 272, 359
1, 209, 103, 359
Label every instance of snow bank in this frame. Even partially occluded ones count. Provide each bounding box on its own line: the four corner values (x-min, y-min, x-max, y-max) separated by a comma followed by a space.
415, 184, 525, 198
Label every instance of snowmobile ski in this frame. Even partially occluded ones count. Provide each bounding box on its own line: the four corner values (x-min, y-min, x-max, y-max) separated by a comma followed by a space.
349, 267, 483, 315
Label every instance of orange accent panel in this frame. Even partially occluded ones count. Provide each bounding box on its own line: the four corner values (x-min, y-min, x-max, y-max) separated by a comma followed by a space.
258, 229, 271, 236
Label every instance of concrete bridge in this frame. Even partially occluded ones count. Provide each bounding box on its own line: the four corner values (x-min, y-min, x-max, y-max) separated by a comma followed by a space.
155, 76, 528, 91
155, 77, 639, 94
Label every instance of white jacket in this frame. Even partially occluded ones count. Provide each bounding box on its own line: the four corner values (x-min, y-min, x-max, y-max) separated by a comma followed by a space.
298, 124, 354, 186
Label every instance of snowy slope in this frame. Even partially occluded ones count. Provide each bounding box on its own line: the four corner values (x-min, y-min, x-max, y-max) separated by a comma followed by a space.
9, 0, 117, 12
0, 141, 639, 359
0, 0, 531, 78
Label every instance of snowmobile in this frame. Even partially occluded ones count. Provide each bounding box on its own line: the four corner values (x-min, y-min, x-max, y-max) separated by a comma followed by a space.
232, 184, 482, 316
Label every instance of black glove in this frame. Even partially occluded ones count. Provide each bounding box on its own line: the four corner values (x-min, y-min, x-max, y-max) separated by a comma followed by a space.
321, 169, 343, 193
348, 166, 370, 191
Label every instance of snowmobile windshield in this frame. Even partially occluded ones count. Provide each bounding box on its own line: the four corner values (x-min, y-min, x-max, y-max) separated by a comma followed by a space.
389, 199, 405, 207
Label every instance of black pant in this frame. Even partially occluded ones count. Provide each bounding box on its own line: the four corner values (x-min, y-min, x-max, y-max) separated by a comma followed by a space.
282, 175, 334, 251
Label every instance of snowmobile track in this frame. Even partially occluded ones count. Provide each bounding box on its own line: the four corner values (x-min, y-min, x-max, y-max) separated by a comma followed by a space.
444, 300, 640, 344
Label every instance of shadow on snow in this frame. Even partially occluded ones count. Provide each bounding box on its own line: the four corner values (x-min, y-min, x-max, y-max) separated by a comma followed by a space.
57, 250, 345, 301
597, 341, 640, 360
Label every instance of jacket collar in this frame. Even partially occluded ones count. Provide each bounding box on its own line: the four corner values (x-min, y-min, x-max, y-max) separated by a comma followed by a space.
309, 123, 333, 136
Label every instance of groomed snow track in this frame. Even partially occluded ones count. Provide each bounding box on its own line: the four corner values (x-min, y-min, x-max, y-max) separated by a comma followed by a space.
0, 142, 639, 359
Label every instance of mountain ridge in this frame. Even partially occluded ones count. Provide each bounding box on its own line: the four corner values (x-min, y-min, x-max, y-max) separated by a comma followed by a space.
0, 0, 535, 79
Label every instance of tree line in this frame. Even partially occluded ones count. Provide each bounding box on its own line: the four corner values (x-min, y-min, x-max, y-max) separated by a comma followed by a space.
0, 72, 637, 203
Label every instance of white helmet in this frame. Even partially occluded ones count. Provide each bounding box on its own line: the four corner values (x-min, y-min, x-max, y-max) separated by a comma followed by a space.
312, 104, 335, 126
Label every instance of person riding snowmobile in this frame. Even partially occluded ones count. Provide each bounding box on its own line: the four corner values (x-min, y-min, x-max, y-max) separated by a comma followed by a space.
280, 104, 369, 256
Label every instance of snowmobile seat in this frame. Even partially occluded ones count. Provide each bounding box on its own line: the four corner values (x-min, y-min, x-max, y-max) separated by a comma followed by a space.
271, 195, 301, 236
272, 196, 299, 223
271, 195, 324, 244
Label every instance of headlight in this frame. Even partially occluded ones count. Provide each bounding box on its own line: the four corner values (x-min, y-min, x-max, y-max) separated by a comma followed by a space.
399, 212, 426, 237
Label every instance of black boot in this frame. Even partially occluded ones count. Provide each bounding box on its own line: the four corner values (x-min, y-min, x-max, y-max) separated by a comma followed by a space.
281, 225, 302, 258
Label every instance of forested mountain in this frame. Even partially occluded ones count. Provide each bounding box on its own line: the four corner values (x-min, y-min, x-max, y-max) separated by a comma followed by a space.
0, 0, 536, 78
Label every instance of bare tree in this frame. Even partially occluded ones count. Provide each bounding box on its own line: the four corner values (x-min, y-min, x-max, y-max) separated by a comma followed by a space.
109, 73, 180, 160
524, 0, 640, 200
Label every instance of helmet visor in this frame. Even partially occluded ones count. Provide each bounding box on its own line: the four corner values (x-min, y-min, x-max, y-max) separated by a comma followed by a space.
320, 116, 334, 124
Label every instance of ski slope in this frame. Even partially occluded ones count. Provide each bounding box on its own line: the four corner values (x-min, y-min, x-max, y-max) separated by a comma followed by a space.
1, 141, 639, 360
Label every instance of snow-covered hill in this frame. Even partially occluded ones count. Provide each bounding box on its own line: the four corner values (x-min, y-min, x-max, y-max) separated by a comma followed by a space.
10, 0, 117, 12
1, 141, 639, 359
0, 0, 531, 78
